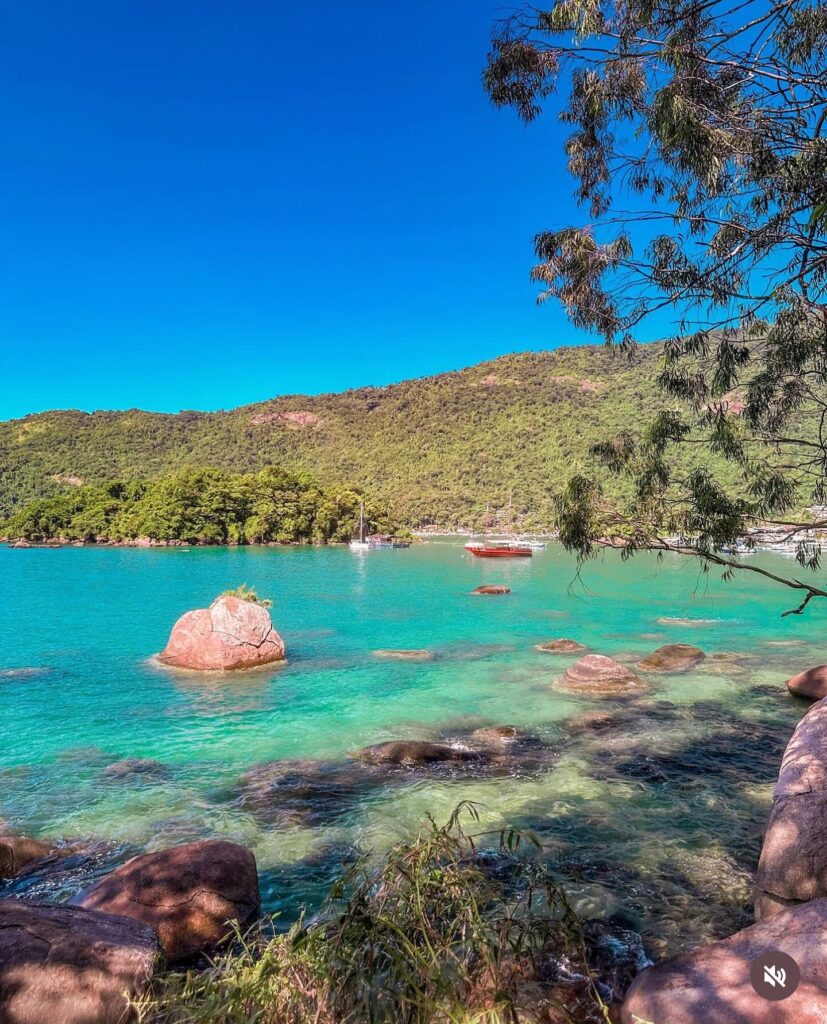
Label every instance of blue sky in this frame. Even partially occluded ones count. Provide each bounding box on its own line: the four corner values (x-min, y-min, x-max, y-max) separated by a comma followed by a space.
2, 1, 663, 420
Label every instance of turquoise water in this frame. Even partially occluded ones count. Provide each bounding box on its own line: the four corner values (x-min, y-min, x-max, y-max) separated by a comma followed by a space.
1, 540, 823, 956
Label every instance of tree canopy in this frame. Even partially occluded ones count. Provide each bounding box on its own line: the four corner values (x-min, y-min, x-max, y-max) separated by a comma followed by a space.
0, 467, 400, 546
485, 0, 827, 611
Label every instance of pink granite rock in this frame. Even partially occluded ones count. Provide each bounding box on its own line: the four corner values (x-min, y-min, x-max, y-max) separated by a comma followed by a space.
554, 655, 647, 697
786, 665, 827, 700
0, 899, 159, 1024
621, 898, 827, 1024
77, 839, 260, 964
755, 696, 827, 917
159, 595, 285, 671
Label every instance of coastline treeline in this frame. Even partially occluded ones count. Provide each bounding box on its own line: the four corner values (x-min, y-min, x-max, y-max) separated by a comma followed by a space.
0, 467, 399, 545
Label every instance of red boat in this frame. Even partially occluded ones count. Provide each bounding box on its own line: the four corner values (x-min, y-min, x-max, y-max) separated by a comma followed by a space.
464, 541, 533, 558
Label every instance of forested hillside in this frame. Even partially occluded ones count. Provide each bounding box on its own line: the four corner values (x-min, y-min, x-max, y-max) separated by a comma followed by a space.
0, 344, 743, 529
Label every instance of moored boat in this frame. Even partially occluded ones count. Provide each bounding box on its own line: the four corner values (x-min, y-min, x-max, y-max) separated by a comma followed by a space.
369, 533, 412, 549
349, 502, 370, 550
515, 536, 546, 551
464, 541, 533, 558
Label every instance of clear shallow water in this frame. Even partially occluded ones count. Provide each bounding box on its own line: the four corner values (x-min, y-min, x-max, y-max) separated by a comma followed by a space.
1, 540, 824, 956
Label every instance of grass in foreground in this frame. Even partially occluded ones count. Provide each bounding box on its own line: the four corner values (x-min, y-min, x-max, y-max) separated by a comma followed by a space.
135, 804, 615, 1024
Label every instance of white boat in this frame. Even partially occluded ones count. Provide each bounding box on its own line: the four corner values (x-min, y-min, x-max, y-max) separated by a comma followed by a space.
349, 502, 370, 550
516, 537, 547, 551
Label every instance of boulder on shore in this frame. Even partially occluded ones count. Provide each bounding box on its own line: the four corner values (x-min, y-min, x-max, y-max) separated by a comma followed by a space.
77, 839, 260, 964
786, 664, 827, 700
535, 639, 587, 654
352, 740, 480, 766
554, 655, 647, 698
637, 643, 705, 672
0, 899, 159, 1024
0, 835, 53, 878
755, 696, 827, 918
621, 898, 827, 1023
471, 585, 511, 596
158, 594, 285, 671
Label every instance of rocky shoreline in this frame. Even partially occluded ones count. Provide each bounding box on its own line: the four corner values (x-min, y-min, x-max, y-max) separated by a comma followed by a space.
3, 682, 826, 1022
4, 593, 827, 1021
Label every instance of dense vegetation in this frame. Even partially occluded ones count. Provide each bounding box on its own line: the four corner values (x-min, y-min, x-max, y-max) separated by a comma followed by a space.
0, 467, 398, 545
1, 344, 759, 531
136, 806, 613, 1024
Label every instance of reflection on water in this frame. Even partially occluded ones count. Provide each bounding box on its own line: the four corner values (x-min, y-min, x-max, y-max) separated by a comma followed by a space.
0, 540, 823, 957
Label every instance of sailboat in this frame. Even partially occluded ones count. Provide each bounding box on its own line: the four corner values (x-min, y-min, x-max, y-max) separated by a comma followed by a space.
349, 501, 371, 550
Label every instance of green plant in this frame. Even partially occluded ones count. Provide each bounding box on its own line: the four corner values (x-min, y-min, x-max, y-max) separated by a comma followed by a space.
134, 804, 612, 1023
221, 584, 272, 608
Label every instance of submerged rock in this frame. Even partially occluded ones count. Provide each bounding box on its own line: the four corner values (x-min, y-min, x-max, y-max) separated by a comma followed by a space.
0, 839, 134, 905
353, 740, 481, 766
755, 696, 827, 918
535, 639, 587, 654
373, 649, 434, 661
471, 585, 511, 596
470, 725, 529, 745
77, 839, 260, 963
565, 709, 630, 734
236, 757, 386, 827
621, 898, 827, 1024
159, 594, 285, 671
554, 655, 647, 698
786, 664, 827, 700
0, 836, 53, 878
0, 667, 52, 680
637, 643, 705, 673
102, 758, 168, 780
0, 899, 159, 1024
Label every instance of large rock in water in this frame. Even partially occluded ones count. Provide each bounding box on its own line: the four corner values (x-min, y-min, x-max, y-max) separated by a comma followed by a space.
535, 638, 587, 654
0, 835, 53, 878
786, 664, 827, 700
755, 697, 827, 918
0, 899, 159, 1024
637, 643, 705, 672
554, 655, 647, 697
77, 839, 260, 963
620, 898, 827, 1023
353, 740, 480, 766
159, 595, 285, 671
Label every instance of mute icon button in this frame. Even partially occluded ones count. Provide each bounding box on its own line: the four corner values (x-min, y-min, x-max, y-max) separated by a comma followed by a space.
750, 951, 800, 1001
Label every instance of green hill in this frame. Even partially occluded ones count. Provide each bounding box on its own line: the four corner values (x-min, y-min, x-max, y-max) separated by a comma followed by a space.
0, 343, 735, 529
